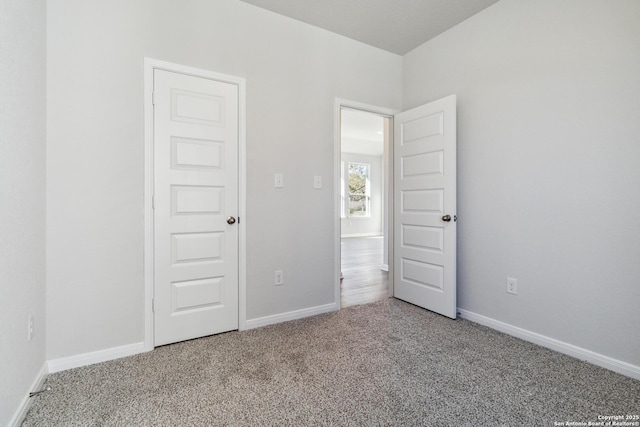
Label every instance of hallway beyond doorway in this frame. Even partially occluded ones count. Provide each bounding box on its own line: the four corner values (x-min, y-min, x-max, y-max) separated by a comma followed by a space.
340, 236, 388, 308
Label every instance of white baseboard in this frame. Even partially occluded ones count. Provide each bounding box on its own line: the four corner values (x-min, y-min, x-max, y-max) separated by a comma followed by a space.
341, 233, 383, 238
9, 362, 48, 427
457, 309, 640, 380
246, 302, 339, 330
381, 264, 389, 272
47, 341, 147, 374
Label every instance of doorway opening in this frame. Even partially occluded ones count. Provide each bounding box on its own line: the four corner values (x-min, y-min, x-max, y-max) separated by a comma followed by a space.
334, 96, 457, 318
339, 107, 392, 308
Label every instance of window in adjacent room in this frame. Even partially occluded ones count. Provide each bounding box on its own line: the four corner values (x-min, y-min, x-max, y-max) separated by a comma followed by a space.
347, 162, 370, 217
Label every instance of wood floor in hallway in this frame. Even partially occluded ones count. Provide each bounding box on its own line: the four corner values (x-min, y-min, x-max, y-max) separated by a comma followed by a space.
340, 236, 389, 308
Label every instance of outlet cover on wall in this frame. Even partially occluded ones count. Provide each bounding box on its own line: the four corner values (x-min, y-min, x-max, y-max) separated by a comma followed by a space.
506, 277, 518, 295
274, 270, 284, 286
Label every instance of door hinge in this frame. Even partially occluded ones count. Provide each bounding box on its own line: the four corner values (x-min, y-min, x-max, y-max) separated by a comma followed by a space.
152, 91, 156, 105
152, 195, 155, 209
152, 298, 155, 313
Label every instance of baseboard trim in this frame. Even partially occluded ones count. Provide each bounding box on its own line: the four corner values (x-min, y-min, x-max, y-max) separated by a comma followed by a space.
457, 309, 640, 380
47, 342, 147, 374
341, 233, 383, 238
246, 302, 339, 330
8, 362, 48, 427
381, 264, 389, 272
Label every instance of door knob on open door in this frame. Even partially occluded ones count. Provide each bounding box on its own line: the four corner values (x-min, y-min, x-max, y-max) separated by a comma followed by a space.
442, 215, 452, 222
226, 216, 236, 225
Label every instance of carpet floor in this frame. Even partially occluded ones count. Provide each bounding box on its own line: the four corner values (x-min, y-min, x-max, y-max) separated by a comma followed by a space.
24, 299, 639, 426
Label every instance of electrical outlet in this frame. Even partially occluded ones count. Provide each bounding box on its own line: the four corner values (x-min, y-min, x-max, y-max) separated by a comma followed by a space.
506, 277, 518, 295
274, 270, 284, 286
28, 316, 34, 341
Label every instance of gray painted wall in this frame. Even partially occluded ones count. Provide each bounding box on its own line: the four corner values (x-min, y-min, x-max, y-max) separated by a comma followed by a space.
0, 0, 47, 424
46, 0, 402, 359
404, 0, 640, 366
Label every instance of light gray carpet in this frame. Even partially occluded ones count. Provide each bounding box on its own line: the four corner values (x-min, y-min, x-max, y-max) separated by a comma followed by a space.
24, 299, 639, 426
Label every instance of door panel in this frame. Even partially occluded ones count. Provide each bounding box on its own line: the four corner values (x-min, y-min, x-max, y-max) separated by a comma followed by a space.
154, 69, 238, 346
394, 95, 457, 319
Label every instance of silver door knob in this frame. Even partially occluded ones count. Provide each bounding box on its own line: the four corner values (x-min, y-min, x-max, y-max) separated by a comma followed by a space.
442, 215, 452, 222
226, 216, 236, 225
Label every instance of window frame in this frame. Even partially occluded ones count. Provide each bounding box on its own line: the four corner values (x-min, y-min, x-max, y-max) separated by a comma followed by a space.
346, 161, 371, 218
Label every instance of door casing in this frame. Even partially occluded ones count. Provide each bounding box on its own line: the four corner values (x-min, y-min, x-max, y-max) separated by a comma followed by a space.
144, 58, 247, 350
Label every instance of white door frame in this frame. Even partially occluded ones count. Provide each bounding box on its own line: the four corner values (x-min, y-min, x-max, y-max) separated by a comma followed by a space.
334, 99, 399, 307
144, 58, 247, 350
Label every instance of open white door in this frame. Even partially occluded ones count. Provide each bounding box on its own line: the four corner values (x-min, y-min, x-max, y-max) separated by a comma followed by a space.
153, 69, 239, 346
393, 95, 457, 319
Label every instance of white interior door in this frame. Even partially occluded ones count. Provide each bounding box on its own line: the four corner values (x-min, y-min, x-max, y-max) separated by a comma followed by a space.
153, 69, 239, 346
393, 95, 457, 319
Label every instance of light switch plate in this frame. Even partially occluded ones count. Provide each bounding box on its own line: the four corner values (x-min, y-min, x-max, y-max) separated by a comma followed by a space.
275, 173, 284, 188
314, 176, 322, 189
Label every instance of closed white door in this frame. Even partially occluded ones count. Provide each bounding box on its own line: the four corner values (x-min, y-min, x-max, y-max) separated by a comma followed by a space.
394, 95, 457, 319
153, 69, 239, 346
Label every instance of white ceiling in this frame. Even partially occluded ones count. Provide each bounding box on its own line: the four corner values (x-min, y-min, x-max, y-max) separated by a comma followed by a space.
237, 0, 500, 55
